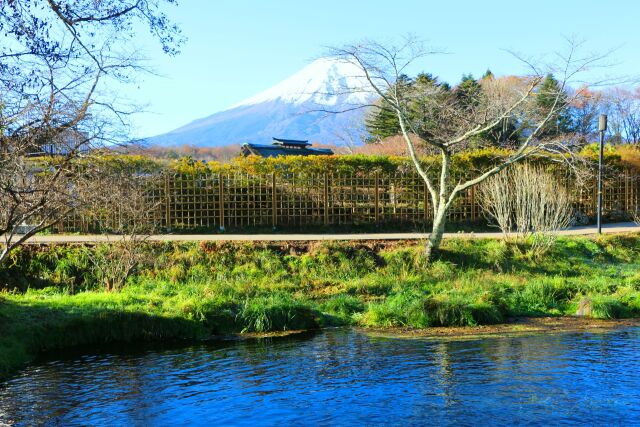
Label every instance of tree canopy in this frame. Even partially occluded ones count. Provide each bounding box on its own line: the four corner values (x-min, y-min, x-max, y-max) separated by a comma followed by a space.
0, 0, 183, 265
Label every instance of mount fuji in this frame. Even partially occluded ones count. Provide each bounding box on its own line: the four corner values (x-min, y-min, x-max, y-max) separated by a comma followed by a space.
145, 58, 375, 147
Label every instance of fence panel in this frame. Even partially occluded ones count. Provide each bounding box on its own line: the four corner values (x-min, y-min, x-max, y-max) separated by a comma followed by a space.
55, 167, 640, 233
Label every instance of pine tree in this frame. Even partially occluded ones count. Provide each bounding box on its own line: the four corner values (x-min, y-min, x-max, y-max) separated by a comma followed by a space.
365, 74, 413, 140
483, 117, 521, 147
455, 74, 483, 111
365, 102, 402, 141
365, 72, 454, 142
536, 73, 573, 136
482, 69, 494, 80
410, 73, 450, 140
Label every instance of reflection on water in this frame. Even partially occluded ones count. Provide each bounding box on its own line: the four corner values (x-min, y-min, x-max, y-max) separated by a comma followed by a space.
1, 328, 640, 425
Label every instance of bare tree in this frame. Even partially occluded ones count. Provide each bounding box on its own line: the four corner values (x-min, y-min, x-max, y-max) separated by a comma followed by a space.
327, 36, 610, 258
331, 115, 369, 154
477, 170, 513, 236
77, 159, 162, 291
480, 164, 572, 253
0, 1, 182, 265
0, 132, 87, 263
570, 86, 603, 144
603, 87, 640, 144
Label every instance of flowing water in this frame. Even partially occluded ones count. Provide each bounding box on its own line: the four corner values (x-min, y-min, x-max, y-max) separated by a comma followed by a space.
1, 328, 639, 426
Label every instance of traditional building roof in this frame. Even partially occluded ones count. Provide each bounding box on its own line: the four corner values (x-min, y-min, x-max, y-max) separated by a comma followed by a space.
272, 138, 311, 147
241, 137, 333, 158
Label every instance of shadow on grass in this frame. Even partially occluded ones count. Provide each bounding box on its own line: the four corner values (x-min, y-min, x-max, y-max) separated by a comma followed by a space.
0, 294, 323, 381
0, 299, 207, 381
433, 234, 640, 278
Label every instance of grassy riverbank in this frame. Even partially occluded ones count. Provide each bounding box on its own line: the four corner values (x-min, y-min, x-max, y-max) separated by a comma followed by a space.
2, 234, 640, 378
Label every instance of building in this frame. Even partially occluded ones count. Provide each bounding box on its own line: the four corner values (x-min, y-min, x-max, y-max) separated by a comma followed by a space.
241, 138, 333, 158
24, 130, 90, 158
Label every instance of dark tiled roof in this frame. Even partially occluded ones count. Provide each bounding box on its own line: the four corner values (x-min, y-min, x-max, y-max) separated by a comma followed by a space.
241, 142, 333, 158
272, 137, 310, 147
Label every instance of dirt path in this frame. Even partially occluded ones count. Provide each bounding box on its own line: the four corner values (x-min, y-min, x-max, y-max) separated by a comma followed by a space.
16, 221, 640, 243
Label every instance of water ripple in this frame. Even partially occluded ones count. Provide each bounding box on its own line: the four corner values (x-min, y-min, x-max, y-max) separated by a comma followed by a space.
1, 328, 640, 426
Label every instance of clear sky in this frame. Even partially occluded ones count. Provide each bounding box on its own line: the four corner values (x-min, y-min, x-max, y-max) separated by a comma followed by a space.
129, 0, 640, 138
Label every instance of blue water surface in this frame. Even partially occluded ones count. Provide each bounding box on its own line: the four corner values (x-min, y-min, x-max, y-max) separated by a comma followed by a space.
1, 328, 639, 426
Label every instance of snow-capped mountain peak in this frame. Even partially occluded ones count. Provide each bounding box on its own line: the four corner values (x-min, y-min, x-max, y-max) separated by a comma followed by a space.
147, 58, 376, 148
231, 57, 373, 108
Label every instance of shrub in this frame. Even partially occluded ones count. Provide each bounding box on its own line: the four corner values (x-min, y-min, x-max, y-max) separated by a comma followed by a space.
510, 280, 568, 315
424, 295, 504, 327
590, 295, 629, 319
320, 295, 365, 325
478, 163, 573, 255
94, 147, 640, 178
236, 295, 319, 333
362, 291, 430, 328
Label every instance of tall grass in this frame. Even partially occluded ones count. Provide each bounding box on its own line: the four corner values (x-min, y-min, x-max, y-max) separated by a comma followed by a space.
2, 234, 640, 378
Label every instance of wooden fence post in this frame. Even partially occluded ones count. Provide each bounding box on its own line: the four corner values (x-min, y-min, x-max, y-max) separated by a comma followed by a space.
165, 173, 171, 231
374, 171, 379, 226
593, 173, 598, 217
324, 173, 329, 226
271, 172, 277, 228
219, 174, 225, 231
423, 180, 429, 224
625, 169, 629, 214
470, 186, 476, 222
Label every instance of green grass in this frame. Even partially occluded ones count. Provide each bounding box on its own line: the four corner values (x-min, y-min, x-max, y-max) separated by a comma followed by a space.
2, 233, 640, 379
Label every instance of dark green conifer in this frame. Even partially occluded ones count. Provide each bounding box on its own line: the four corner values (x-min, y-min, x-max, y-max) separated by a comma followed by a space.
536, 73, 573, 136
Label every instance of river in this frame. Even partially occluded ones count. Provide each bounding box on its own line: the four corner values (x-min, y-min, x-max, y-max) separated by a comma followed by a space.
1, 328, 639, 425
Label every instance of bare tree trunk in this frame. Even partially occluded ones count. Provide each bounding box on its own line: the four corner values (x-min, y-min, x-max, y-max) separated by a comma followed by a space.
0, 247, 8, 266
425, 149, 452, 259
426, 204, 447, 258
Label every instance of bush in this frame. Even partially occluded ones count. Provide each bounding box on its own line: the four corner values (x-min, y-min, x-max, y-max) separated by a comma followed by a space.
83, 146, 640, 178
362, 291, 430, 328
320, 295, 365, 325
590, 295, 629, 319
236, 295, 319, 333
361, 290, 505, 328
424, 295, 504, 327
478, 163, 573, 255
510, 280, 567, 315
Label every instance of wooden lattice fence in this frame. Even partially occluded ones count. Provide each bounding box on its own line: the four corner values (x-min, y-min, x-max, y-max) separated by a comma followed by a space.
59, 168, 640, 232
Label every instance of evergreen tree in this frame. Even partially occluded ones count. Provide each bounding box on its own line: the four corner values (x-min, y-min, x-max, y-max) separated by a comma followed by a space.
365, 102, 402, 141
410, 73, 450, 140
536, 73, 573, 136
365, 73, 451, 141
415, 72, 439, 86
477, 71, 521, 147
365, 74, 413, 140
483, 117, 521, 147
455, 74, 483, 111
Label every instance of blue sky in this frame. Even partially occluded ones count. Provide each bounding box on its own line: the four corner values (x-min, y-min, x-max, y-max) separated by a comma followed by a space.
130, 0, 640, 138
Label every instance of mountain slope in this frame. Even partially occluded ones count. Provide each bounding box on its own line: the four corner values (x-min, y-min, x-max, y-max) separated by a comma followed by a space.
146, 58, 374, 147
